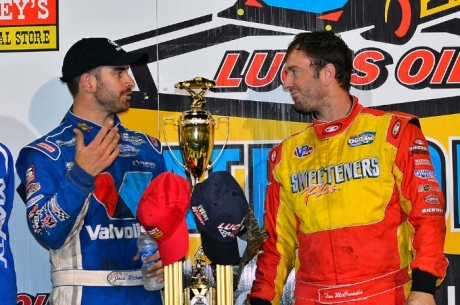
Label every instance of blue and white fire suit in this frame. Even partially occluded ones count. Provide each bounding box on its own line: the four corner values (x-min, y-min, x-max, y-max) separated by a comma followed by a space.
15, 111, 166, 305
0, 142, 17, 305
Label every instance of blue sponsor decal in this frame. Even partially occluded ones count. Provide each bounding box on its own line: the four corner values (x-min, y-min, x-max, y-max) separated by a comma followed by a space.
294, 145, 314, 158
348, 131, 376, 147
119, 144, 139, 157
414, 169, 436, 179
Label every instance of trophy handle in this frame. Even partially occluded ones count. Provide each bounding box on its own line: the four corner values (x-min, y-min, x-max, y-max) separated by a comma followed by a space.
206, 116, 230, 171
163, 118, 190, 172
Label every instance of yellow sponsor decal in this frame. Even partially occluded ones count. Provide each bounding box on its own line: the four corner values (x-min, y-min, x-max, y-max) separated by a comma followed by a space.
0, 25, 57, 51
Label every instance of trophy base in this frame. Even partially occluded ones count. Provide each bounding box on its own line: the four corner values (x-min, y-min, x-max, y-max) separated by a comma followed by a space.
184, 283, 216, 305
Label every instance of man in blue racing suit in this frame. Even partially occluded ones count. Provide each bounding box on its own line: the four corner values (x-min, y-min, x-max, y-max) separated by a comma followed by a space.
15, 38, 166, 304
0, 142, 17, 305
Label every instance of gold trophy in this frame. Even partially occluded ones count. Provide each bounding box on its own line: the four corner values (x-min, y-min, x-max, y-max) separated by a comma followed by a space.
163, 77, 229, 305
163, 77, 229, 186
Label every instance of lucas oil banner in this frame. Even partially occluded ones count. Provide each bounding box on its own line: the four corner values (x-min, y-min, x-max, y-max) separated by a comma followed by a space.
0, 0, 459, 304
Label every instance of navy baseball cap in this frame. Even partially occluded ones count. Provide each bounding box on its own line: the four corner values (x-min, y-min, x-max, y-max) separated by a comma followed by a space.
191, 171, 248, 265
60, 37, 148, 82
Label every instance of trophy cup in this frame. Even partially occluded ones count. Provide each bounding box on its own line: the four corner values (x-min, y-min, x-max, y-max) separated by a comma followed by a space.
163, 77, 229, 305
163, 77, 229, 186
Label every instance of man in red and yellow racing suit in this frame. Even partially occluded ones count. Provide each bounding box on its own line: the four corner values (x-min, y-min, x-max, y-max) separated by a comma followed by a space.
248, 31, 448, 305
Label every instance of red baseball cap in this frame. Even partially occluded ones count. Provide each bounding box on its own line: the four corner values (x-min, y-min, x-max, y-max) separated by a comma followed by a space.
137, 172, 191, 266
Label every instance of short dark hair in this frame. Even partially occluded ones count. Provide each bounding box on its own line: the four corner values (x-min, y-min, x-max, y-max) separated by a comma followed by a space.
66, 66, 102, 98
66, 76, 79, 98
286, 31, 353, 91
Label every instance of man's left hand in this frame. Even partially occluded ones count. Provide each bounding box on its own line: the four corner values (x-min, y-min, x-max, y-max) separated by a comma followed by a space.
405, 291, 436, 305
133, 251, 164, 283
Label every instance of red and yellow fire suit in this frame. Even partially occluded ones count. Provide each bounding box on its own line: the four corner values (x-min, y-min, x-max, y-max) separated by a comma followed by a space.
249, 97, 448, 304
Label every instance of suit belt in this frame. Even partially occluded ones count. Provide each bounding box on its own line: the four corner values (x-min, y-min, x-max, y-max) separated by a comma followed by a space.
51, 269, 143, 287
295, 266, 411, 304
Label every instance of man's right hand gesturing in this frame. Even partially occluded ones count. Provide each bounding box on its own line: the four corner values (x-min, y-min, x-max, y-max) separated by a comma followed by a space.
73, 119, 120, 176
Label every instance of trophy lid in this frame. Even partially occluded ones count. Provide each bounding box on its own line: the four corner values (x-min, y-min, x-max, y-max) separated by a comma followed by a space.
175, 77, 216, 110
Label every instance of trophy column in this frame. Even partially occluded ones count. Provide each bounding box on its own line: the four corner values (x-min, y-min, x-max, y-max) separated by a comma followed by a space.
164, 77, 230, 305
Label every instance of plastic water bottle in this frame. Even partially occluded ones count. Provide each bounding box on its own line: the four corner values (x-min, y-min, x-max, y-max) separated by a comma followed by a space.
137, 227, 164, 291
